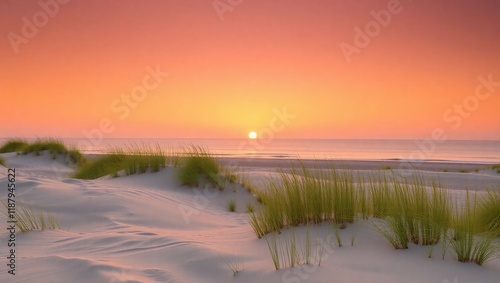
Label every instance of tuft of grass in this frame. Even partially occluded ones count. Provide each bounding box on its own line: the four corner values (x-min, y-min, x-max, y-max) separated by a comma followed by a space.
220, 254, 241, 276
228, 200, 236, 212
459, 169, 469, 173
0, 138, 29, 153
21, 138, 67, 156
476, 190, 500, 236
332, 223, 343, 247
73, 154, 127, 179
382, 166, 392, 170
368, 173, 392, 218
247, 162, 361, 237
0, 156, 5, 167
1, 138, 86, 166
373, 174, 451, 249
264, 228, 319, 270
67, 148, 87, 167
246, 203, 254, 213
1, 200, 59, 232
448, 192, 500, 265
491, 165, 500, 174
73, 143, 167, 179
178, 145, 222, 188
265, 233, 281, 270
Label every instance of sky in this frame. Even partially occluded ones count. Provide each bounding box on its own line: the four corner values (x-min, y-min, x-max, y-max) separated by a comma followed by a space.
1, 0, 499, 140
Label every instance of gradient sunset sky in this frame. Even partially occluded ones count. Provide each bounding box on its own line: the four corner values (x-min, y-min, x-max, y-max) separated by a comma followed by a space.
1, 0, 499, 139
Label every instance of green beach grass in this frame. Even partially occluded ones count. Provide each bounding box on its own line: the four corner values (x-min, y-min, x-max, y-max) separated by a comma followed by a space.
0, 138, 87, 166
0, 138, 29, 153
21, 138, 67, 157
0, 156, 5, 167
177, 145, 226, 188
228, 200, 237, 212
248, 163, 361, 237
1, 200, 59, 232
73, 143, 168, 179
477, 189, 500, 236
448, 192, 500, 265
247, 162, 499, 267
372, 176, 451, 249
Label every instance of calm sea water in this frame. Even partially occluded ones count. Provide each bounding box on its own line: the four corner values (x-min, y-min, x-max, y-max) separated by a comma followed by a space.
1, 138, 499, 163
34, 138, 500, 163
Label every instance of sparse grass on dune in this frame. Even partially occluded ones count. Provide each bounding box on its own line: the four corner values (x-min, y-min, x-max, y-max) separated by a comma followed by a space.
264, 225, 321, 270
67, 148, 87, 167
0, 138, 29, 153
73, 154, 128, 179
228, 200, 236, 212
0, 138, 86, 166
177, 145, 226, 188
21, 138, 67, 157
491, 164, 500, 173
0, 156, 5, 167
73, 143, 168, 179
1, 200, 59, 232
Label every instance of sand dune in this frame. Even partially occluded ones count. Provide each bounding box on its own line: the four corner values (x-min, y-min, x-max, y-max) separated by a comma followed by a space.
0, 153, 499, 283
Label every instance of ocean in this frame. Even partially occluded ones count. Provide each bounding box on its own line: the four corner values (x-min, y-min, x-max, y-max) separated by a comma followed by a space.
25, 138, 500, 164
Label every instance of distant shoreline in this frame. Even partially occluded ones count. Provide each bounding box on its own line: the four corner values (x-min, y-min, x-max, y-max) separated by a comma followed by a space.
82, 153, 497, 173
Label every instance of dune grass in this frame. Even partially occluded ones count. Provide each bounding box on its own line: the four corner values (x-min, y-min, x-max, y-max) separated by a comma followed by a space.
220, 254, 241, 276
0, 156, 5, 167
0, 138, 29, 153
177, 145, 224, 188
448, 192, 500, 265
67, 148, 87, 166
228, 200, 236, 212
491, 164, 500, 173
476, 190, 500, 236
21, 138, 67, 157
73, 143, 167, 179
372, 175, 451, 249
264, 226, 318, 270
248, 163, 360, 237
0, 138, 87, 166
246, 203, 254, 213
249, 162, 500, 267
1, 200, 59, 232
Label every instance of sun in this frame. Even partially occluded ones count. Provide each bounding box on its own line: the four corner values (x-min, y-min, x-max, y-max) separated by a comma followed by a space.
248, 131, 257, 139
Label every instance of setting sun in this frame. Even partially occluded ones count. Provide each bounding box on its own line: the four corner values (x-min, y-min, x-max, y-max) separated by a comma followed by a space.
249, 131, 257, 139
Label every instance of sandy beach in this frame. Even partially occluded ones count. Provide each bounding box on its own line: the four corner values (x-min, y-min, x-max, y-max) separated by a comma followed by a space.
1, 152, 499, 283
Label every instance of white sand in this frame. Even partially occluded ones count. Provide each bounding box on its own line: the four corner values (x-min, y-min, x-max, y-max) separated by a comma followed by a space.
0, 152, 499, 283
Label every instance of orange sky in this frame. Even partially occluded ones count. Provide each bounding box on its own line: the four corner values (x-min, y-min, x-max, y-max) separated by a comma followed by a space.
1, 0, 499, 139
